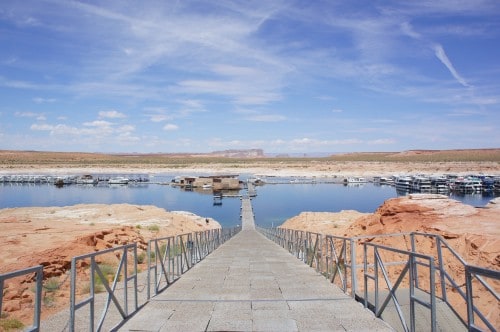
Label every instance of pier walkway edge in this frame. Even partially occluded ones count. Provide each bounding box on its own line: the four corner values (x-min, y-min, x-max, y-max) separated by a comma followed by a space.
119, 196, 391, 331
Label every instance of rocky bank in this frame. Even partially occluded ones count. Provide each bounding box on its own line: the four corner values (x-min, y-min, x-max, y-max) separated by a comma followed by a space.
281, 195, 500, 328
0, 204, 219, 328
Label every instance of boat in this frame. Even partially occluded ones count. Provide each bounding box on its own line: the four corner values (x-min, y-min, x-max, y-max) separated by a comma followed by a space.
76, 174, 98, 185
411, 176, 432, 192
494, 177, 500, 193
108, 176, 129, 185
395, 176, 412, 191
481, 177, 495, 192
202, 184, 212, 190
373, 176, 391, 185
452, 177, 482, 193
344, 177, 367, 184
430, 176, 449, 193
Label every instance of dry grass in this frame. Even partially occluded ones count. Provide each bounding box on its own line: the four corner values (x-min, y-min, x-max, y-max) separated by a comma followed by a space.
0, 149, 499, 167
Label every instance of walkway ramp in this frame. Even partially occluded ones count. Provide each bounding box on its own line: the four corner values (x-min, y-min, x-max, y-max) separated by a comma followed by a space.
120, 198, 391, 331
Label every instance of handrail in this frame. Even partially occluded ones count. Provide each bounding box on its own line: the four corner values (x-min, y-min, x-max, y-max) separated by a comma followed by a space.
258, 226, 499, 332
465, 265, 500, 331
1, 226, 241, 332
69, 243, 138, 332
147, 227, 241, 299
363, 242, 436, 332
0, 265, 43, 332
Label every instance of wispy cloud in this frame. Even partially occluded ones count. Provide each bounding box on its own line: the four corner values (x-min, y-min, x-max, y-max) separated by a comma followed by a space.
2, 1, 498, 153
15, 112, 46, 121
98, 110, 126, 119
163, 123, 179, 131
243, 114, 286, 122
33, 97, 56, 104
143, 108, 172, 123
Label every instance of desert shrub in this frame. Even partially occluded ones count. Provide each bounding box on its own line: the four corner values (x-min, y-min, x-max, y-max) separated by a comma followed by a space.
93, 263, 119, 291
0, 316, 24, 330
43, 277, 60, 292
148, 225, 160, 232
137, 251, 146, 264
43, 294, 55, 307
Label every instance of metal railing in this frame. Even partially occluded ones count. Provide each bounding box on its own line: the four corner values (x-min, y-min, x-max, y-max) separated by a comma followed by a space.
147, 227, 241, 299
363, 241, 436, 332
465, 265, 500, 331
258, 227, 499, 332
1, 226, 240, 331
69, 243, 138, 332
0, 265, 43, 332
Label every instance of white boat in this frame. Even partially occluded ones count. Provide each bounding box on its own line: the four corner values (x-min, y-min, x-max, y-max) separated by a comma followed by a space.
202, 184, 212, 189
77, 174, 98, 185
344, 177, 367, 184
373, 176, 393, 185
430, 176, 449, 193
453, 177, 482, 193
108, 176, 129, 185
411, 176, 432, 192
395, 176, 412, 191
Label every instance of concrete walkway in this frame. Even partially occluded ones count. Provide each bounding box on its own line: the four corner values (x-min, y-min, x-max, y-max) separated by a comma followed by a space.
119, 198, 392, 331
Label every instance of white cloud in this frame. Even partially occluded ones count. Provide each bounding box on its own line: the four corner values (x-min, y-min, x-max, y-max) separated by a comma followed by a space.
367, 138, 395, 145
163, 123, 179, 131
98, 110, 126, 119
33, 97, 56, 104
15, 112, 39, 117
244, 114, 286, 122
118, 124, 135, 132
14, 112, 46, 121
30, 123, 79, 136
143, 108, 172, 122
83, 120, 112, 127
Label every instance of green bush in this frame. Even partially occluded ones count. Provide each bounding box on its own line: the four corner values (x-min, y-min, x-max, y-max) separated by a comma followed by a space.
137, 251, 146, 264
147, 225, 160, 232
0, 316, 24, 330
44, 277, 60, 292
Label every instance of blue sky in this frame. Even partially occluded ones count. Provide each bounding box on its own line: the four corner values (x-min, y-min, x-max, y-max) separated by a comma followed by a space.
1, 0, 499, 154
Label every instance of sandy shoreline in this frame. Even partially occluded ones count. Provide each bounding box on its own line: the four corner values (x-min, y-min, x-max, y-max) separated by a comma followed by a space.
2, 161, 500, 178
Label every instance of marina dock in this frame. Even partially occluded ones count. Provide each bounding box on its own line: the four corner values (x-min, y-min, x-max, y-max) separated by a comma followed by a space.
119, 196, 390, 331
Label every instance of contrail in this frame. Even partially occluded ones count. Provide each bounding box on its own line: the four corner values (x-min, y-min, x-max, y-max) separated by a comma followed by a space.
401, 22, 471, 88
433, 43, 470, 87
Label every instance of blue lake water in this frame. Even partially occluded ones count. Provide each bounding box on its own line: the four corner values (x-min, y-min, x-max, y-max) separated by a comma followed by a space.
1, 175, 497, 228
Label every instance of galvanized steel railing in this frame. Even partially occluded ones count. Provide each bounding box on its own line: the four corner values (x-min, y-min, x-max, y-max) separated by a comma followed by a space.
258, 227, 499, 332
0, 226, 240, 332
363, 241, 437, 332
0, 265, 43, 332
465, 265, 500, 331
69, 227, 240, 331
147, 227, 241, 299
69, 243, 139, 331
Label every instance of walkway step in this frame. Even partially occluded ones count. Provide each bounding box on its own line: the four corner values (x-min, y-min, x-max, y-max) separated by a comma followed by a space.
120, 229, 391, 331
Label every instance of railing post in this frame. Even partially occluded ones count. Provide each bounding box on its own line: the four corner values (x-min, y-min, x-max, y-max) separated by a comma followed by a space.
351, 238, 357, 298
436, 236, 447, 301
411, 233, 419, 289
34, 268, 43, 331
409, 253, 416, 332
